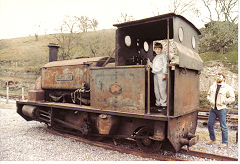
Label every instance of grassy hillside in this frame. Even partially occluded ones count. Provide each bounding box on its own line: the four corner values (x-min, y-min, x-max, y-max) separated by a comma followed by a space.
0, 29, 116, 97
0, 35, 51, 74
200, 45, 238, 73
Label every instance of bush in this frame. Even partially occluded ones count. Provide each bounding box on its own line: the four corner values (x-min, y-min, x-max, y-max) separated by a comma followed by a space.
199, 21, 238, 54
200, 91, 210, 109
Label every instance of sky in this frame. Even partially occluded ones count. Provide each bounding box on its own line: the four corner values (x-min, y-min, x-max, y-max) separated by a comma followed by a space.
0, 0, 216, 39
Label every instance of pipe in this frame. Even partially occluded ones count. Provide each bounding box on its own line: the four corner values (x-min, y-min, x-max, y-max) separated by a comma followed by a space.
53, 118, 87, 135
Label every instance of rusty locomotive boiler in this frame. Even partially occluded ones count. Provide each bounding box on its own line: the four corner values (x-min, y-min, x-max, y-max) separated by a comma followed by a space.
17, 13, 203, 152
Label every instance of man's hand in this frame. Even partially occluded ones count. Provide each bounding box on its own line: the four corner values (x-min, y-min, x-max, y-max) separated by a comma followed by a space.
147, 58, 150, 62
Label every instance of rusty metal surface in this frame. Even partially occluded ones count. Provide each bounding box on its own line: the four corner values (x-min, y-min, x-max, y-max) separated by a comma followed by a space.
28, 90, 44, 101
41, 57, 113, 89
174, 67, 200, 116
90, 66, 146, 113
97, 114, 119, 135
180, 148, 238, 161
22, 105, 37, 119
43, 57, 107, 68
167, 111, 198, 152
41, 64, 89, 89
16, 101, 169, 121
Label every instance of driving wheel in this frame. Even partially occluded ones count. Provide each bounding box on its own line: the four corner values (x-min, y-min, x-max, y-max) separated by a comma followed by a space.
135, 127, 162, 152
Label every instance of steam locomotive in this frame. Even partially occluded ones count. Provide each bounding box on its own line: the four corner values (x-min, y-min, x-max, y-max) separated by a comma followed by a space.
17, 13, 203, 152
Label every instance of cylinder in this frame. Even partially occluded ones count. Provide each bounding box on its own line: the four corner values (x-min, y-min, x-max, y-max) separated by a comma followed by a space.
22, 105, 37, 119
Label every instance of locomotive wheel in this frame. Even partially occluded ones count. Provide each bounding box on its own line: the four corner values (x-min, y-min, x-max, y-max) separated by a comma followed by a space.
135, 127, 162, 152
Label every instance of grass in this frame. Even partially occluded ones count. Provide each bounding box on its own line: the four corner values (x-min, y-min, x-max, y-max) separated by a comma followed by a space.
200, 45, 238, 73
196, 127, 237, 145
0, 88, 29, 98
199, 91, 210, 109
0, 35, 51, 74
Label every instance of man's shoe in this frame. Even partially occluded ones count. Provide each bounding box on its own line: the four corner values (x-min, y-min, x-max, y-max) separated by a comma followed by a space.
206, 140, 217, 145
219, 144, 228, 149
161, 106, 167, 110
156, 108, 163, 113
155, 103, 161, 107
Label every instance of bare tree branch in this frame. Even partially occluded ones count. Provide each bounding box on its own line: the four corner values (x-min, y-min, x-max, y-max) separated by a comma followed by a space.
169, 0, 197, 15
201, 0, 238, 23
201, 0, 214, 21
117, 13, 134, 23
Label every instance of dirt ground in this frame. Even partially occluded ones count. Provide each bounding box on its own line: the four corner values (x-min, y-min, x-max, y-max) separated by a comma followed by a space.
0, 98, 16, 109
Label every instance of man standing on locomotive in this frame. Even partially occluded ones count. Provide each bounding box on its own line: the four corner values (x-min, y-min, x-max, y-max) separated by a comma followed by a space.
206, 73, 235, 148
147, 42, 168, 112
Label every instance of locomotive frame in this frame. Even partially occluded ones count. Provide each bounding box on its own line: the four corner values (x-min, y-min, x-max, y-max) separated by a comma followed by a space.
17, 13, 203, 152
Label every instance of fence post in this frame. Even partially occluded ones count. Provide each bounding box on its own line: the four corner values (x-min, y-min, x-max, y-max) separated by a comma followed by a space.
6, 82, 9, 104
22, 87, 24, 100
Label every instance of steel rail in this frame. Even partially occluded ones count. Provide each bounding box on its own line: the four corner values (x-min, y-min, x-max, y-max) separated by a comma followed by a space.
46, 128, 185, 161
46, 128, 238, 161
180, 148, 238, 161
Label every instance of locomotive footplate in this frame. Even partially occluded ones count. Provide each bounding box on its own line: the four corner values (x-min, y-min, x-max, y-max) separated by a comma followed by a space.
17, 100, 169, 121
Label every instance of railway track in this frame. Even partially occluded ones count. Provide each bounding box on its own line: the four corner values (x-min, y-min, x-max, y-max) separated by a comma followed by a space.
198, 108, 238, 124
46, 128, 185, 161
46, 127, 238, 161
179, 149, 238, 161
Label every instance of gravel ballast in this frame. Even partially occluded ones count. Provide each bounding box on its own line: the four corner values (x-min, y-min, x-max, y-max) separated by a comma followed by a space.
0, 100, 238, 161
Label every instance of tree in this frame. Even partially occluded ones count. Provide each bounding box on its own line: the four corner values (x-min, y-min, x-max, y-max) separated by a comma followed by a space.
168, 0, 198, 15
91, 18, 98, 31
76, 16, 91, 32
117, 13, 135, 23
53, 16, 99, 60
219, 0, 238, 23
33, 24, 41, 41
53, 16, 79, 60
201, 0, 238, 23
76, 16, 98, 32
199, 21, 238, 54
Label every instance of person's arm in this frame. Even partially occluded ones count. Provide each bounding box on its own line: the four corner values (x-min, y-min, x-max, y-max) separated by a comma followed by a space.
147, 58, 153, 68
225, 86, 235, 104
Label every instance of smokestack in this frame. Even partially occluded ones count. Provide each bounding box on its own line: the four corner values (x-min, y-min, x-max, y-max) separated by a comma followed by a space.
48, 43, 60, 62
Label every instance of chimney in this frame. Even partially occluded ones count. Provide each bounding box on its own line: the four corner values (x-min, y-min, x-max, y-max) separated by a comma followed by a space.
48, 43, 60, 62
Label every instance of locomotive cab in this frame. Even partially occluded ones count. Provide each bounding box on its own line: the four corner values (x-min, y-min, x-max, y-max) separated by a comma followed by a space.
91, 13, 203, 116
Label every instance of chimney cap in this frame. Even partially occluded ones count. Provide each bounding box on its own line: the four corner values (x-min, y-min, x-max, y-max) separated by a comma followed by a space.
48, 43, 60, 48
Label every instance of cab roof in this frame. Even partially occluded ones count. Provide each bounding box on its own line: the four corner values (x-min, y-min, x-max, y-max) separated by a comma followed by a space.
113, 13, 200, 35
